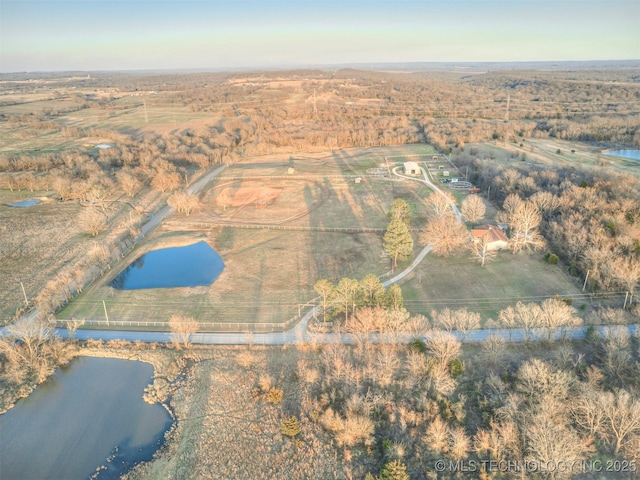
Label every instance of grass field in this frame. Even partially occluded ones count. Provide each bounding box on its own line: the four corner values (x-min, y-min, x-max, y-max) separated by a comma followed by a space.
0, 191, 85, 323
56, 143, 595, 330
58, 148, 443, 328
400, 252, 585, 322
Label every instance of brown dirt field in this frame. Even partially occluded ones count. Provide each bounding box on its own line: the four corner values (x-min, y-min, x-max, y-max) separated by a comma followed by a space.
216, 185, 284, 208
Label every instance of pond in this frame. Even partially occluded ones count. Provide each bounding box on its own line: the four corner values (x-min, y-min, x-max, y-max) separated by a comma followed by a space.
6, 198, 42, 207
603, 149, 640, 160
0, 357, 172, 480
110, 241, 224, 290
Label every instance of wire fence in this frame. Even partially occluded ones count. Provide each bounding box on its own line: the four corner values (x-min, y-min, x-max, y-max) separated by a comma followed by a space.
55, 310, 306, 333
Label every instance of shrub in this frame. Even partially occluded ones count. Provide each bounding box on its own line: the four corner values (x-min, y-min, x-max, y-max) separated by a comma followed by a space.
380, 460, 409, 480
448, 358, 464, 377
281, 416, 302, 437
544, 252, 559, 264
266, 387, 284, 404
408, 338, 426, 353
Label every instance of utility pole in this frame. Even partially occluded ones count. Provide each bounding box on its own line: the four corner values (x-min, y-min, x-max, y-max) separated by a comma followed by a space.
20, 282, 28, 306
623, 291, 629, 309
582, 269, 590, 292
313, 88, 318, 117
102, 300, 110, 326
505, 93, 510, 122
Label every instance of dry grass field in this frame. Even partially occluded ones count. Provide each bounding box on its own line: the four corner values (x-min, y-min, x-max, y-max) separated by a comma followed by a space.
125, 346, 348, 480
58, 148, 437, 327
400, 253, 585, 321
0, 190, 85, 323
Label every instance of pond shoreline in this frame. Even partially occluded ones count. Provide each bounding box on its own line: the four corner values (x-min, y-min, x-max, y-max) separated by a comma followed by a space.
0, 344, 188, 480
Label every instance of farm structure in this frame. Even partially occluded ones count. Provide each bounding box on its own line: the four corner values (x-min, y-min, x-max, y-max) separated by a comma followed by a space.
403, 161, 421, 176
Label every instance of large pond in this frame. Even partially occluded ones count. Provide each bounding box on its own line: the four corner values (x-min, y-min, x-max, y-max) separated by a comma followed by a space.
0, 357, 172, 480
603, 149, 640, 160
110, 241, 224, 290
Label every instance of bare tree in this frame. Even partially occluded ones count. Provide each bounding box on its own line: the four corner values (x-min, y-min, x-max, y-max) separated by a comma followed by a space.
425, 416, 450, 455
151, 170, 181, 193
65, 318, 85, 340
539, 298, 581, 340
481, 334, 506, 368
116, 170, 142, 197
425, 330, 462, 366
460, 195, 486, 225
448, 425, 471, 461
168, 192, 201, 215
314, 279, 334, 324
508, 200, 544, 254
423, 191, 457, 220
597, 389, 640, 457
419, 213, 469, 257
80, 207, 107, 237
344, 306, 386, 343
498, 301, 542, 342
469, 235, 497, 266
169, 315, 199, 349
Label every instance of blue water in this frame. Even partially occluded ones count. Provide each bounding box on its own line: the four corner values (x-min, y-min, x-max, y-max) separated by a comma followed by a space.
0, 357, 172, 480
110, 241, 224, 290
7, 198, 41, 207
603, 149, 640, 160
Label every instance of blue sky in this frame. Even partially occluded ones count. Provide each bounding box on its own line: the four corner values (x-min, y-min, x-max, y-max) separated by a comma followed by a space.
1, 0, 639, 72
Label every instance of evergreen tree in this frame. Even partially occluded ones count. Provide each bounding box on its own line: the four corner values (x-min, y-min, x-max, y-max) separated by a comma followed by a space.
389, 198, 411, 227
384, 218, 413, 269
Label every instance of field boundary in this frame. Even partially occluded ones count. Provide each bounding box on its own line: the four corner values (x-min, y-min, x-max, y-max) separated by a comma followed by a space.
164, 221, 422, 233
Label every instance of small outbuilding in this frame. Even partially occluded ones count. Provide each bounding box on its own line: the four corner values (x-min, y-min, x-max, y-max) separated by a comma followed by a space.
404, 162, 421, 176
471, 224, 510, 251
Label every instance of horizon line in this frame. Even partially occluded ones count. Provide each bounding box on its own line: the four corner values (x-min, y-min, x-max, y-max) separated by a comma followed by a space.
2, 59, 640, 76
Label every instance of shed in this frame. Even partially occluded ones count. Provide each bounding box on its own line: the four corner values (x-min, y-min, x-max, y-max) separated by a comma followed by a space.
442, 171, 450, 177
354, 177, 362, 184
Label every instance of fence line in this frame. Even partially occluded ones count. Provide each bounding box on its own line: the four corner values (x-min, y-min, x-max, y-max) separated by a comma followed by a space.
56, 315, 305, 333
165, 222, 420, 233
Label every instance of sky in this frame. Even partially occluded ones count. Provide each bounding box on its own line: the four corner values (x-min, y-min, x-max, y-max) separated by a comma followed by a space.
1, 0, 639, 72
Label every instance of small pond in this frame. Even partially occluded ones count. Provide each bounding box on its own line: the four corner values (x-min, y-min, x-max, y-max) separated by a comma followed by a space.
6, 198, 42, 208
603, 149, 640, 160
110, 241, 224, 290
0, 357, 172, 480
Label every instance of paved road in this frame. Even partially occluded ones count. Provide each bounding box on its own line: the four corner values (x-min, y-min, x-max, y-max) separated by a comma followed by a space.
61, 323, 639, 345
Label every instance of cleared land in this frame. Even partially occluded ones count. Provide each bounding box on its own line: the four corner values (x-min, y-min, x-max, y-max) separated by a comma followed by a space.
400, 253, 585, 321
58, 147, 437, 328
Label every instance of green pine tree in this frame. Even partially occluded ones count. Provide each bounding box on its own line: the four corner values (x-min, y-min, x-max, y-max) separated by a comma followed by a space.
384, 218, 413, 269
380, 460, 409, 480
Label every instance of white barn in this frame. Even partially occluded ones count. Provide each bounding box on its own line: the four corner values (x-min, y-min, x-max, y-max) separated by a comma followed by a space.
404, 161, 421, 176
